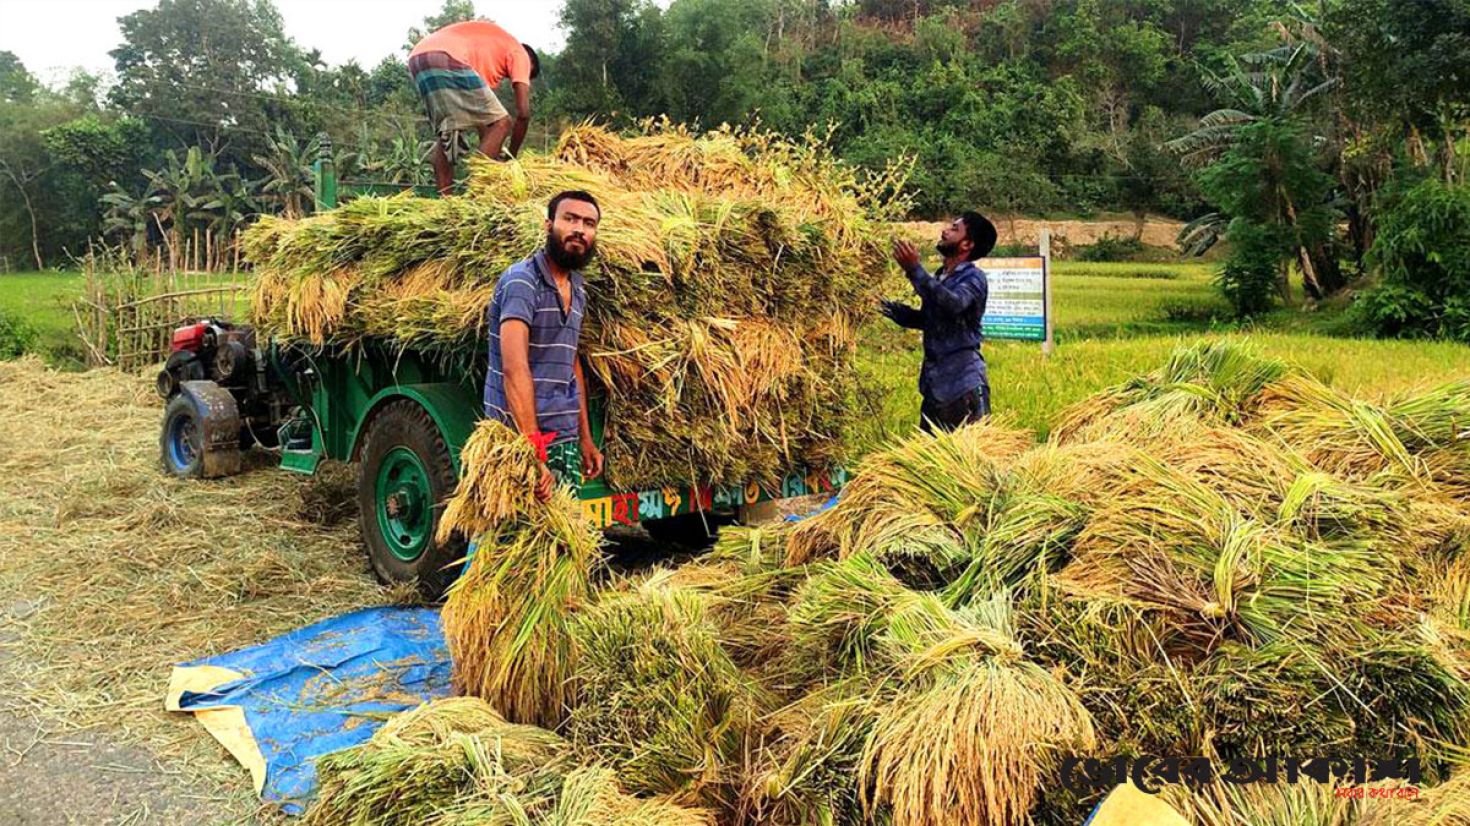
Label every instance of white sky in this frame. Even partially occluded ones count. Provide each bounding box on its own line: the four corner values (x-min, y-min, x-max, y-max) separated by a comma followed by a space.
0, 0, 573, 87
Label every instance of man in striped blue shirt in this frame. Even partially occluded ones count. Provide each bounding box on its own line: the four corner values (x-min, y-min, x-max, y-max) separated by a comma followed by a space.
484, 191, 605, 501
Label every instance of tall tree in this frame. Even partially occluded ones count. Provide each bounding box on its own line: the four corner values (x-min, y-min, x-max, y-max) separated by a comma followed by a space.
109, 0, 301, 164
1326, 0, 1470, 184
556, 0, 669, 119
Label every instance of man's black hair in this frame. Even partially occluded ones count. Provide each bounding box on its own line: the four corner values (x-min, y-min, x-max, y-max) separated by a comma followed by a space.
523, 44, 541, 80
548, 190, 600, 221
959, 211, 998, 261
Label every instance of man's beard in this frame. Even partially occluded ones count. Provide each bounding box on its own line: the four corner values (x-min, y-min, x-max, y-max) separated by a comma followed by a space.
547, 229, 596, 270
936, 240, 960, 257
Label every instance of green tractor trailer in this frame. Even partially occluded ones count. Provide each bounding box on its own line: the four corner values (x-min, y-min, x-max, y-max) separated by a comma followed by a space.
156, 150, 847, 594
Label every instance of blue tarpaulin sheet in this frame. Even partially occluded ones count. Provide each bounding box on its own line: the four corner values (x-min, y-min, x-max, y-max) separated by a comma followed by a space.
785, 492, 841, 522
165, 606, 451, 814
163, 501, 838, 814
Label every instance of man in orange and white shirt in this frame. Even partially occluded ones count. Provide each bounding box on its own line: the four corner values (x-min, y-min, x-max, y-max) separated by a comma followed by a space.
408, 20, 540, 193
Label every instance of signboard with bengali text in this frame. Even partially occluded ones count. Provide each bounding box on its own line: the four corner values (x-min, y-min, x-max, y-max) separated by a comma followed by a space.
981, 256, 1049, 342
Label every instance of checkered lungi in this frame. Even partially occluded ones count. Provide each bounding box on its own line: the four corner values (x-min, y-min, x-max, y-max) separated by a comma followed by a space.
407, 51, 509, 163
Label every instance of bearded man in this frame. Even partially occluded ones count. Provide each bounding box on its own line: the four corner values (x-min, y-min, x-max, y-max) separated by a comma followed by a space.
880, 211, 998, 432
483, 190, 605, 501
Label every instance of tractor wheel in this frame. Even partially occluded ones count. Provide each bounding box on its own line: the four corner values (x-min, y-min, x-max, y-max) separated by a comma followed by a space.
356, 400, 465, 597
160, 394, 205, 479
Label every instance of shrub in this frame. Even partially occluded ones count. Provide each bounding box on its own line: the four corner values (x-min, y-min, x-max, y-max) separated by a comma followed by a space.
1216, 220, 1284, 318
0, 310, 36, 359
1076, 234, 1146, 262
1356, 179, 1470, 341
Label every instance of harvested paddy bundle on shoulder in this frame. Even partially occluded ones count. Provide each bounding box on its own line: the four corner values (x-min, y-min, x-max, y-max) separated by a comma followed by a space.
565, 572, 766, 806
304, 697, 569, 826
439, 421, 603, 728
245, 121, 907, 489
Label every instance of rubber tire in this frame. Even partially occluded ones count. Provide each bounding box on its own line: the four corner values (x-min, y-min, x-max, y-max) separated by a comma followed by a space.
356, 400, 466, 597
644, 512, 729, 549
160, 394, 205, 479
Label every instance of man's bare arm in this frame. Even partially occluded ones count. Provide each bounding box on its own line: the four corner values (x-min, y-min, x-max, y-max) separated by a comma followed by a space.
573, 355, 592, 445
499, 319, 539, 436
508, 82, 532, 158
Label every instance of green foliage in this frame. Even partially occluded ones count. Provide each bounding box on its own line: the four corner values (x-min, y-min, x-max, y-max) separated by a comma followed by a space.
1194, 118, 1341, 304
1216, 219, 1284, 318
1357, 179, 1470, 341
1075, 234, 1145, 262
109, 0, 299, 167
1326, 0, 1470, 143
0, 51, 38, 103
0, 308, 36, 359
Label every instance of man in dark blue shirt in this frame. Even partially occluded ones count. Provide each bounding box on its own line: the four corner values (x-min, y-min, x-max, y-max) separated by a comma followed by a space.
484, 190, 605, 501
880, 211, 997, 433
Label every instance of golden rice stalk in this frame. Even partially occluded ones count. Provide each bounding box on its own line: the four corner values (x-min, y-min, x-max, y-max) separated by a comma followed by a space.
439, 421, 603, 728
785, 422, 1035, 565
860, 591, 1095, 826
779, 557, 1094, 826
438, 421, 542, 539
543, 767, 717, 826
304, 697, 568, 826
566, 575, 765, 804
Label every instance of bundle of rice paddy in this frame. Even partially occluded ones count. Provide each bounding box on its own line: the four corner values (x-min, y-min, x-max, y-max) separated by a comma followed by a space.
1165, 769, 1470, 826
342, 340, 1470, 824
304, 697, 570, 826
544, 767, 716, 826
244, 121, 908, 489
565, 574, 765, 805
306, 698, 715, 826
439, 421, 604, 728
784, 422, 1037, 570
768, 555, 1096, 826
1256, 374, 1470, 498
1052, 339, 1292, 444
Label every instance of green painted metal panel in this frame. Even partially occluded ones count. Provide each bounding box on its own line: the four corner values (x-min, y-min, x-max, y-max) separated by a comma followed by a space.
348, 382, 482, 474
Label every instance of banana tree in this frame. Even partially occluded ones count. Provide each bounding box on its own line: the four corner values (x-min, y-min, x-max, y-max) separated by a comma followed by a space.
100, 182, 158, 262
142, 146, 218, 268
253, 126, 316, 219
192, 170, 260, 270
1169, 41, 1344, 298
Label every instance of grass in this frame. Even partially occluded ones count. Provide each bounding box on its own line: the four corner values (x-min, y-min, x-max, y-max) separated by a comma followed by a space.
853, 333, 1470, 449
0, 271, 86, 365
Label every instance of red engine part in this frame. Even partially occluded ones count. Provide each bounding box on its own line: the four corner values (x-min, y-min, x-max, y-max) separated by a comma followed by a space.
170, 322, 210, 353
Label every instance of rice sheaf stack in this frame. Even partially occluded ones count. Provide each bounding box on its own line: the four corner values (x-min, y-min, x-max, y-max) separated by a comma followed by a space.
243, 121, 910, 490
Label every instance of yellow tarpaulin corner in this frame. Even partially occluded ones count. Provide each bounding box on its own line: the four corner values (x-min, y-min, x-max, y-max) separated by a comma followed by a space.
1086, 784, 1192, 826
165, 664, 268, 795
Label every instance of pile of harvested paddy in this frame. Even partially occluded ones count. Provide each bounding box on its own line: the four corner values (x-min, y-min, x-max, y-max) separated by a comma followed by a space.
413, 340, 1470, 825
244, 122, 910, 490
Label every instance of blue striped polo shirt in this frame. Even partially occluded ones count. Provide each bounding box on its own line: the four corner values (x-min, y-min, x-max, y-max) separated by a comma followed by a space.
483, 250, 587, 444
